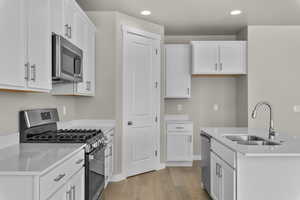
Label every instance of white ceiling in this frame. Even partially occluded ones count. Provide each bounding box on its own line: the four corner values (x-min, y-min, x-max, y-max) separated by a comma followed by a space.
76, 0, 300, 35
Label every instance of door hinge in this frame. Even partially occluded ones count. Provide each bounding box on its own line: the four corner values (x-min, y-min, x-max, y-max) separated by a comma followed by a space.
155, 115, 158, 123
155, 150, 158, 157
154, 81, 158, 88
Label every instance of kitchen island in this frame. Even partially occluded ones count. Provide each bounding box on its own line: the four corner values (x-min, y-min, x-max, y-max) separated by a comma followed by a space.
201, 127, 300, 200
0, 143, 85, 200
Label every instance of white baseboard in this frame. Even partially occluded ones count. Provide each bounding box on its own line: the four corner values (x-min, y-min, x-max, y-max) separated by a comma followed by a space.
157, 163, 166, 170
110, 173, 126, 182
166, 161, 193, 167
193, 155, 202, 160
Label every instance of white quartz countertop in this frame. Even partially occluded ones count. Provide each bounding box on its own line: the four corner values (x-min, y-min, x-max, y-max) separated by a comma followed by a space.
201, 127, 300, 157
0, 143, 85, 175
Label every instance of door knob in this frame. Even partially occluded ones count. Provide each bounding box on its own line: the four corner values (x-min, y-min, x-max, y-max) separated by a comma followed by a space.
128, 121, 133, 126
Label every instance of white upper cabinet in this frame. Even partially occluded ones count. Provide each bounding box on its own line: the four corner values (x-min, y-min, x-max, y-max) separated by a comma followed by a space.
51, 5, 96, 97
0, 0, 27, 90
76, 22, 96, 96
27, 0, 51, 91
192, 42, 219, 74
0, 0, 51, 92
165, 44, 191, 98
191, 41, 247, 75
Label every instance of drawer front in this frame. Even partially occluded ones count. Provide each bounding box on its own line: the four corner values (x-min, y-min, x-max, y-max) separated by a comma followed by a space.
211, 139, 235, 168
167, 123, 193, 132
40, 149, 85, 200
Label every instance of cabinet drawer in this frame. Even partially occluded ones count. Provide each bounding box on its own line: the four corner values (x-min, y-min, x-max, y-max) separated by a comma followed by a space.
167, 123, 193, 132
40, 149, 85, 200
211, 139, 236, 168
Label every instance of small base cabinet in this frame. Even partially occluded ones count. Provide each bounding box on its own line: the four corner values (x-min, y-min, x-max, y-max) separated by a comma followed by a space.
166, 121, 193, 166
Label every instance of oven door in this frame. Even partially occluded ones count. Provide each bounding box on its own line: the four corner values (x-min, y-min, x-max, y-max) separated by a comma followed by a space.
85, 146, 105, 200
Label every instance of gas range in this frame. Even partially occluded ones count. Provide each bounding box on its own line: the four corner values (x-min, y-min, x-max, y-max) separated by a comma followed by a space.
19, 108, 106, 200
19, 109, 106, 153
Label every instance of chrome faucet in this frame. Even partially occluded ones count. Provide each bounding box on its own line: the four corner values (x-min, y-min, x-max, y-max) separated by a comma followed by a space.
251, 101, 276, 140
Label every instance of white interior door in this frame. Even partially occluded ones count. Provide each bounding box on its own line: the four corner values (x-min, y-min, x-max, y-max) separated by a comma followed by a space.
123, 27, 160, 177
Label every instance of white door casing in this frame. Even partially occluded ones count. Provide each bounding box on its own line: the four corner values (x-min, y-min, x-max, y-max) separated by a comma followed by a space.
122, 26, 161, 177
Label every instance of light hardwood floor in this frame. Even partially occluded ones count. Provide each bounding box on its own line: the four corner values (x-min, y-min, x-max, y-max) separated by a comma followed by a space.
104, 161, 211, 200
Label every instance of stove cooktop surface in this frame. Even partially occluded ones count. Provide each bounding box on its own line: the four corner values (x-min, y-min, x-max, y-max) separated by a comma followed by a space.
26, 129, 103, 143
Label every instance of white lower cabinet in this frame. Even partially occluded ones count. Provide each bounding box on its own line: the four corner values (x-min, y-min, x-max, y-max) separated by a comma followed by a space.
166, 121, 193, 166
47, 168, 84, 200
210, 138, 236, 200
0, 149, 85, 200
211, 152, 235, 200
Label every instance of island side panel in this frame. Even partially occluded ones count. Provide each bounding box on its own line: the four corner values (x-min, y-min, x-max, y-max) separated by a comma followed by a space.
237, 154, 300, 200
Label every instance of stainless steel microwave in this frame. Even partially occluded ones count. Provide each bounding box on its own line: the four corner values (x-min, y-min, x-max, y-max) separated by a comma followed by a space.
52, 34, 83, 83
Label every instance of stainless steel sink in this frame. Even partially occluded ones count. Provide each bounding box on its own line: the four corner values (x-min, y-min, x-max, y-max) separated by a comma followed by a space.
224, 134, 281, 146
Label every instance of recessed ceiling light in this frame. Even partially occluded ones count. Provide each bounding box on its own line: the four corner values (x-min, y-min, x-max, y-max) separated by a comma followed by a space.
141, 10, 151, 16
230, 10, 242, 16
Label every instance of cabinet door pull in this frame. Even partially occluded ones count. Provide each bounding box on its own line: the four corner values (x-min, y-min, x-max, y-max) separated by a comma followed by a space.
219, 165, 222, 178
71, 185, 76, 200
215, 63, 218, 71
66, 190, 70, 200
187, 88, 190, 96
75, 159, 84, 164
216, 163, 219, 176
24, 62, 29, 80
54, 173, 66, 182
65, 24, 69, 38
220, 63, 223, 71
175, 126, 184, 129
68, 26, 72, 39
30, 64, 36, 81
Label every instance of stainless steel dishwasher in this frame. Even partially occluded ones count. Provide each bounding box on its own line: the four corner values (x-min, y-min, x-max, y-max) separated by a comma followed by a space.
201, 131, 211, 193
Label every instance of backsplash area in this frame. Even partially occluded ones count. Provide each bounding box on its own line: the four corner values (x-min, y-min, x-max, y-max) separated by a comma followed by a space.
0, 92, 77, 134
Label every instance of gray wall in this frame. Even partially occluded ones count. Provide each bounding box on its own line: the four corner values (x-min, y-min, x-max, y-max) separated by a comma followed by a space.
247, 26, 300, 136
0, 92, 77, 135
164, 35, 244, 156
